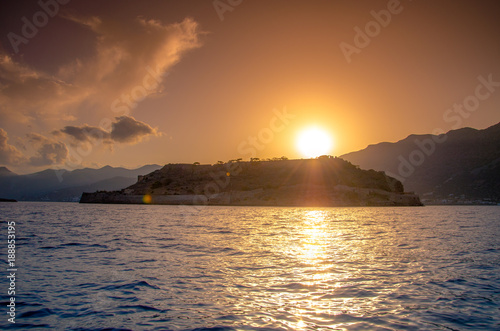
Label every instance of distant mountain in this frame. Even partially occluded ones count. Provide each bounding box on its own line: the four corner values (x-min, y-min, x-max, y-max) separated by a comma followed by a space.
342, 122, 500, 203
0, 165, 162, 201
0, 167, 16, 176
38, 176, 141, 202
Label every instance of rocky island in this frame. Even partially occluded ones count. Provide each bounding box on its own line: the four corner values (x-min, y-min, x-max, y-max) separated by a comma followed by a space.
80, 157, 422, 206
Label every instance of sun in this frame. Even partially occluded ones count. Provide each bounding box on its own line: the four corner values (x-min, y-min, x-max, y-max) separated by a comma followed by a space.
296, 127, 333, 158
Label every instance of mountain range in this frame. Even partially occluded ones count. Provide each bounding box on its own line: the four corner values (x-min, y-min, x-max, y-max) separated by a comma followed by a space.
341, 122, 500, 204
0, 165, 161, 201
2, 122, 499, 204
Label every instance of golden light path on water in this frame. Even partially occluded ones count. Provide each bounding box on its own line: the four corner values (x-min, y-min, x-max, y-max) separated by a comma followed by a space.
274, 210, 355, 329
224, 208, 388, 330
223, 207, 420, 330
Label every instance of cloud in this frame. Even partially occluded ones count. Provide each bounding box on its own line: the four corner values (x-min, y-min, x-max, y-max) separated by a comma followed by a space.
110, 116, 157, 143
0, 55, 80, 124
1, 129, 71, 168
0, 16, 201, 128
58, 116, 158, 144
59, 125, 110, 142
0, 128, 25, 165
0, 14, 200, 170
26, 133, 68, 167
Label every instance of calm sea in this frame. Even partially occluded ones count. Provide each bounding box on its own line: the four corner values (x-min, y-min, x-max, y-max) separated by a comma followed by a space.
0, 202, 499, 330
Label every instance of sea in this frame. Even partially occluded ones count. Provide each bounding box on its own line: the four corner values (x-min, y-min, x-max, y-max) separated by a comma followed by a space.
0, 202, 499, 330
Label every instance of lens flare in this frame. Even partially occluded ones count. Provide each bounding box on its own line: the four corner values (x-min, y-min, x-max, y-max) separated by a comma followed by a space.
142, 194, 152, 204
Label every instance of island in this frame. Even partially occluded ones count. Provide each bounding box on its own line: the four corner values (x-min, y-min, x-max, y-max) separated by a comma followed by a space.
80, 157, 423, 206
0, 198, 17, 202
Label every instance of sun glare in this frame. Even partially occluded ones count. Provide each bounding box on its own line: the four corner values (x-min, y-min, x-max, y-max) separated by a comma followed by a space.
296, 127, 333, 158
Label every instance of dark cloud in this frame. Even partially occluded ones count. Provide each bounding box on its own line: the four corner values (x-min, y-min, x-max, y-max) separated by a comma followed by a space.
0, 128, 25, 165
58, 116, 158, 144
60, 125, 110, 142
110, 116, 156, 143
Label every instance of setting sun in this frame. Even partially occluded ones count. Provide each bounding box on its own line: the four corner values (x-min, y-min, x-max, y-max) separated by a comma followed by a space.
296, 127, 333, 158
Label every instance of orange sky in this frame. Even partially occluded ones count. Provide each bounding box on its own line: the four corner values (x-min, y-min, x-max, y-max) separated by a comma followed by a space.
1, 0, 499, 173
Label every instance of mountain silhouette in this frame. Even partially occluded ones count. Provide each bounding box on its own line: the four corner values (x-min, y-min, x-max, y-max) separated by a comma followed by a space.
0, 167, 16, 176
342, 122, 500, 203
0, 165, 162, 201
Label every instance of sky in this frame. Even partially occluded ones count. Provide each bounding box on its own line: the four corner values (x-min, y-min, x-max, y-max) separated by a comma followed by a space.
0, 0, 499, 174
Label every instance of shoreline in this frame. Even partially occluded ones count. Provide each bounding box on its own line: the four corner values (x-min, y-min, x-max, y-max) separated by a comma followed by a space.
80, 188, 423, 207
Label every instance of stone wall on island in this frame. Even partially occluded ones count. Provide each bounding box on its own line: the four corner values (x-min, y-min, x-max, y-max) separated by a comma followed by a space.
80, 185, 422, 206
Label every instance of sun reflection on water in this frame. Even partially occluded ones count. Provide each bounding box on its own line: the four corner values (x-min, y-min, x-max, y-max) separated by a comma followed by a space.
184, 207, 425, 329
300, 210, 329, 263
275, 209, 353, 322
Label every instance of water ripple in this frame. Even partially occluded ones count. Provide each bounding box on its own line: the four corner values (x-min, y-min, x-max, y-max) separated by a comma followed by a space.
0, 203, 498, 330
